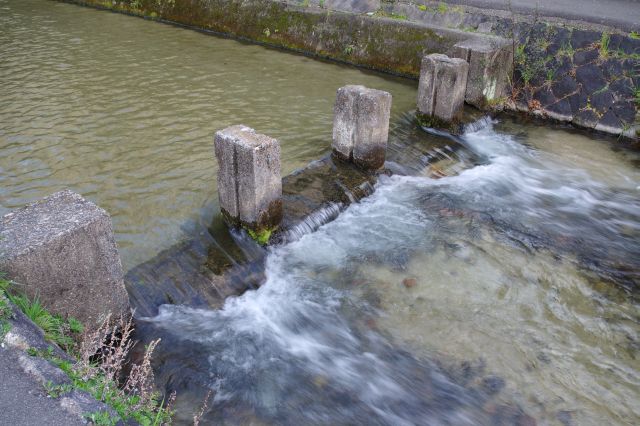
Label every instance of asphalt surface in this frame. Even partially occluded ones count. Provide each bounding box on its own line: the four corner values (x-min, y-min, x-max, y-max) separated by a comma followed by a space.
444, 0, 640, 31
0, 347, 84, 426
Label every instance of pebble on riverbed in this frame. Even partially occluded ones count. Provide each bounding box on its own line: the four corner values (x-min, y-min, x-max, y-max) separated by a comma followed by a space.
402, 277, 417, 288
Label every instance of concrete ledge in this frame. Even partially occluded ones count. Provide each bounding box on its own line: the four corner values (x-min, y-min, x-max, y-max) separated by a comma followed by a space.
0, 190, 130, 327
61, 0, 495, 78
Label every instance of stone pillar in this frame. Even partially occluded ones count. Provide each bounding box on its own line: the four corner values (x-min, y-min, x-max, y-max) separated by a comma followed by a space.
417, 54, 469, 129
0, 190, 130, 327
452, 37, 513, 109
332, 85, 392, 170
214, 125, 283, 239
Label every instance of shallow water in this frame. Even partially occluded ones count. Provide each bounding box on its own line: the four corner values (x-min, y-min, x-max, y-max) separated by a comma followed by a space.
142, 120, 640, 425
2, 1, 640, 425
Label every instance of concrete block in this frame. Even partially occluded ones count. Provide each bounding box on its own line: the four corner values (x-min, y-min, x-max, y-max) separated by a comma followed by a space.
0, 190, 130, 327
214, 125, 283, 231
332, 85, 364, 161
332, 85, 392, 170
417, 54, 469, 123
452, 37, 513, 108
353, 88, 392, 170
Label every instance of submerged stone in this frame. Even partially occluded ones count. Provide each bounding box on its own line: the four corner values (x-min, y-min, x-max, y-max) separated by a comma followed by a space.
402, 277, 417, 288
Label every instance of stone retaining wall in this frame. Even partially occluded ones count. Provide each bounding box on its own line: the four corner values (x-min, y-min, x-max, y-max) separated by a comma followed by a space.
383, 1, 639, 137
59, 0, 638, 138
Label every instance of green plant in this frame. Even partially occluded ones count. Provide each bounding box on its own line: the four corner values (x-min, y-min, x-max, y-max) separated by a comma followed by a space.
613, 49, 640, 60
343, 44, 355, 55
300, 0, 310, 7
1, 273, 83, 350
630, 31, 640, 40
545, 67, 556, 84
558, 41, 575, 58
246, 227, 274, 245
373, 10, 407, 20
9, 293, 82, 351
437, 2, 448, 13
32, 315, 174, 425
0, 277, 13, 341
319, 0, 325, 8
84, 411, 119, 426
417, 4, 427, 12
44, 381, 73, 398
599, 32, 610, 59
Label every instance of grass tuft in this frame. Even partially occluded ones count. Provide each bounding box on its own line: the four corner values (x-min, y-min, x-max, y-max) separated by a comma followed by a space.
31, 314, 174, 425
5, 289, 82, 352
599, 32, 610, 59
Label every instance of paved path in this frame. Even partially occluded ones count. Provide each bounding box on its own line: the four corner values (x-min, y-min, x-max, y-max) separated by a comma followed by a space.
0, 347, 84, 426
445, 0, 640, 31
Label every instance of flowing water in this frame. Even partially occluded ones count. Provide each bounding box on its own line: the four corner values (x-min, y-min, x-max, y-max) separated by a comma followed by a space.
142, 119, 640, 425
1, 1, 640, 425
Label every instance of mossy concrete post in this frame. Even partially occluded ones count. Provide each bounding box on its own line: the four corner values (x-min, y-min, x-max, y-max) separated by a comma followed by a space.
417, 54, 469, 129
214, 125, 283, 242
452, 37, 513, 109
332, 85, 392, 170
0, 190, 130, 327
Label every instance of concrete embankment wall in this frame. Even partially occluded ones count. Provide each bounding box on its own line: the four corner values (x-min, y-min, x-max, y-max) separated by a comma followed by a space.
63, 0, 484, 77
59, 0, 638, 139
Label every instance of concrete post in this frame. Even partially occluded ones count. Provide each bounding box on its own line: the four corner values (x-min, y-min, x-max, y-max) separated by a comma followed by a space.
452, 37, 513, 109
214, 125, 283, 239
0, 190, 130, 327
417, 54, 469, 129
332, 85, 392, 170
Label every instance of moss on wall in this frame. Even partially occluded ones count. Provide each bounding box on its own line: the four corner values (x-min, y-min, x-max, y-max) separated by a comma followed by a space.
60, 0, 471, 78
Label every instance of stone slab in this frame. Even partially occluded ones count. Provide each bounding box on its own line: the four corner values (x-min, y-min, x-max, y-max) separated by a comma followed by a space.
452, 37, 513, 108
0, 190, 130, 327
214, 125, 283, 229
332, 85, 392, 170
417, 54, 469, 123
332, 85, 365, 161
353, 88, 392, 170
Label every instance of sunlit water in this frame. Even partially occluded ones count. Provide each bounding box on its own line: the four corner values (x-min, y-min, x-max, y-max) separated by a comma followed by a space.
1, 1, 639, 425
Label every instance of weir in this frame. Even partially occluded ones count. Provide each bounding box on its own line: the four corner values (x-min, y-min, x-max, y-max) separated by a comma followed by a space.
125, 111, 487, 317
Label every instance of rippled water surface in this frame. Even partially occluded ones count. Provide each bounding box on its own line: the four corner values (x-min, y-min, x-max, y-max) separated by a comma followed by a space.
0, 0, 416, 269
2, 1, 640, 426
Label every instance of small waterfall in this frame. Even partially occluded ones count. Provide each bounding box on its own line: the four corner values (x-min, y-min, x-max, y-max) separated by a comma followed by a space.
281, 202, 343, 242
463, 116, 494, 133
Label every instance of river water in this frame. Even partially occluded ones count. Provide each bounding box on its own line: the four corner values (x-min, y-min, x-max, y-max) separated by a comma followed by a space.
0, 0, 417, 269
1, 1, 639, 425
